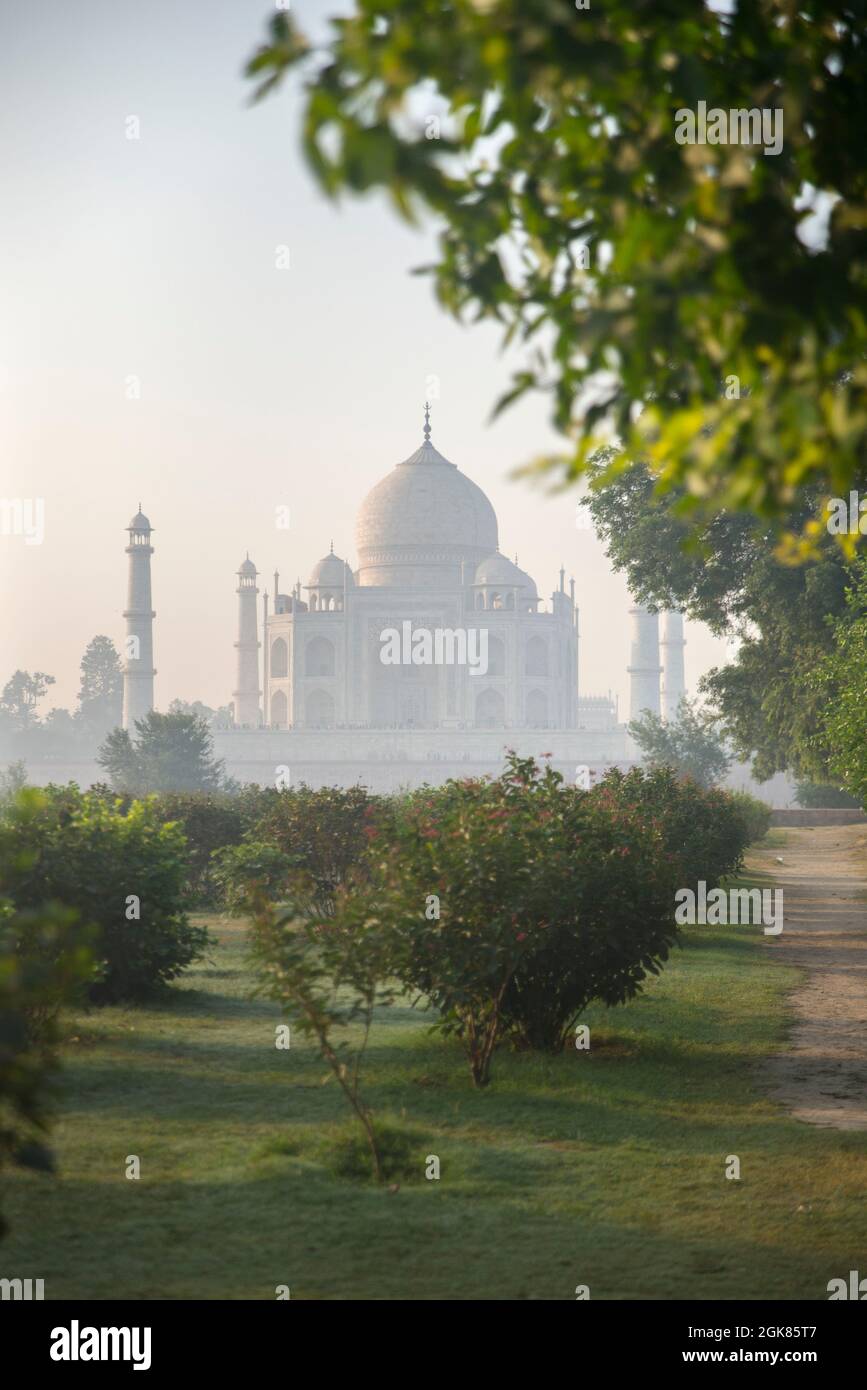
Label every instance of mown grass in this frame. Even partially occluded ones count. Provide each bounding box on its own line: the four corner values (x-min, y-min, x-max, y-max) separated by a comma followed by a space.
4, 850, 866, 1300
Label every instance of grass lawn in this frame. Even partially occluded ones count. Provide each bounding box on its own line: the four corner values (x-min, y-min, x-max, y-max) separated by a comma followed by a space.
4, 853, 867, 1300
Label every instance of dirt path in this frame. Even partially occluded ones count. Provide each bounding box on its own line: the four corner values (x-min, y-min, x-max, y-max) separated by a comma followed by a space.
749, 825, 867, 1129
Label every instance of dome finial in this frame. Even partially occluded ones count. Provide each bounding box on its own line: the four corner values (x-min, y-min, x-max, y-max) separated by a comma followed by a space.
329, 539, 334, 554
423, 401, 431, 442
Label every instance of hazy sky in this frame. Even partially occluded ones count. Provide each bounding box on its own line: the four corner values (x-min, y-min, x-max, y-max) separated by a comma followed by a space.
0, 0, 730, 716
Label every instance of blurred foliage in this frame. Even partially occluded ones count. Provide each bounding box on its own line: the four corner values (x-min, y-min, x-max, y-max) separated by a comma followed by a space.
0, 790, 95, 1242
793, 778, 859, 806
246, 1, 867, 537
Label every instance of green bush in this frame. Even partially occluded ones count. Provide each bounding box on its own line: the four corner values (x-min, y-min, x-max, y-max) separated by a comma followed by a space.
210, 841, 295, 915
249, 784, 380, 913
727, 790, 773, 842
352, 757, 680, 1068
146, 793, 247, 904
0, 786, 209, 1003
242, 762, 767, 1082
364, 760, 760, 1062
87, 785, 277, 905
600, 766, 755, 886
501, 767, 684, 1053
0, 791, 95, 1241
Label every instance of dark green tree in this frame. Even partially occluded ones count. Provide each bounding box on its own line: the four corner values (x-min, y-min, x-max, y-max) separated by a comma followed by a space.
244, 2, 867, 534
794, 780, 859, 808
76, 636, 123, 738
587, 458, 861, 779
97, 711, 227, 794
815, 560, 867, 808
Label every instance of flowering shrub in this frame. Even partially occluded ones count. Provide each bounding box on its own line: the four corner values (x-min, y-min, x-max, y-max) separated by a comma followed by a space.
352, 757, 674, 1068
357, 759, 760, 1062
249, 785, 380, 914
214, 764, 769, 1087
594, 766, 756, 888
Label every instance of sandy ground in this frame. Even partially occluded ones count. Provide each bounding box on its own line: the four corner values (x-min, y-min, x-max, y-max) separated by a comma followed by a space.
749, 825, 867, 1130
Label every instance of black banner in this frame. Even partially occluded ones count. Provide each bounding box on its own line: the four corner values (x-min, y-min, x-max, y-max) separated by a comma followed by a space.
5, 1299, 864, 1374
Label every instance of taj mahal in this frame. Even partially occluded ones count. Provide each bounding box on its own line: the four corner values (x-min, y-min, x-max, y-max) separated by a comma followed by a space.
122, 410, 686, 791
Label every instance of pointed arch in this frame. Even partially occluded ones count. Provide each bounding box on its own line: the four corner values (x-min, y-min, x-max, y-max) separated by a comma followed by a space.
271, 689, 288, 728
271, 637, 288, 678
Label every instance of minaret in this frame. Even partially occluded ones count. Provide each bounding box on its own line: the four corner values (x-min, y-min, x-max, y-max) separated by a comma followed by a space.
660, 610, 687, 721
122, 506, 156, 730
627, 603, 662, 721
233, 555, 261, 727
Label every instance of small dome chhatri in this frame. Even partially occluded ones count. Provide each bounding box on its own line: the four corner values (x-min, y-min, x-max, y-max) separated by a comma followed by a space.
306, 550, 354, 589
474, 551, 537, 595
128, 503, 152, 531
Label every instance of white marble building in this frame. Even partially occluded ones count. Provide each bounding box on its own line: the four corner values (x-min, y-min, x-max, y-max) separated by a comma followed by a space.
122, 411, 688, 788
256, 412, 580, 735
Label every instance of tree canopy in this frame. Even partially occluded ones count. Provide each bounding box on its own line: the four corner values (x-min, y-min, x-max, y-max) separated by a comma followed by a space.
97, 711, 228, 795
0, 671, 55, 732
76, 636, 122, 738
245, 1, 867, 535
815, 558, 867, 807
586, 457, 862, 779
628, 697, 731, 789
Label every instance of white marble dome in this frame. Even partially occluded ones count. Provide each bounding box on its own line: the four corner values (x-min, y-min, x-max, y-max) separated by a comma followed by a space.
307, 550, 353, 589
474, 551, 537, 596
355, 432, 498, 588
